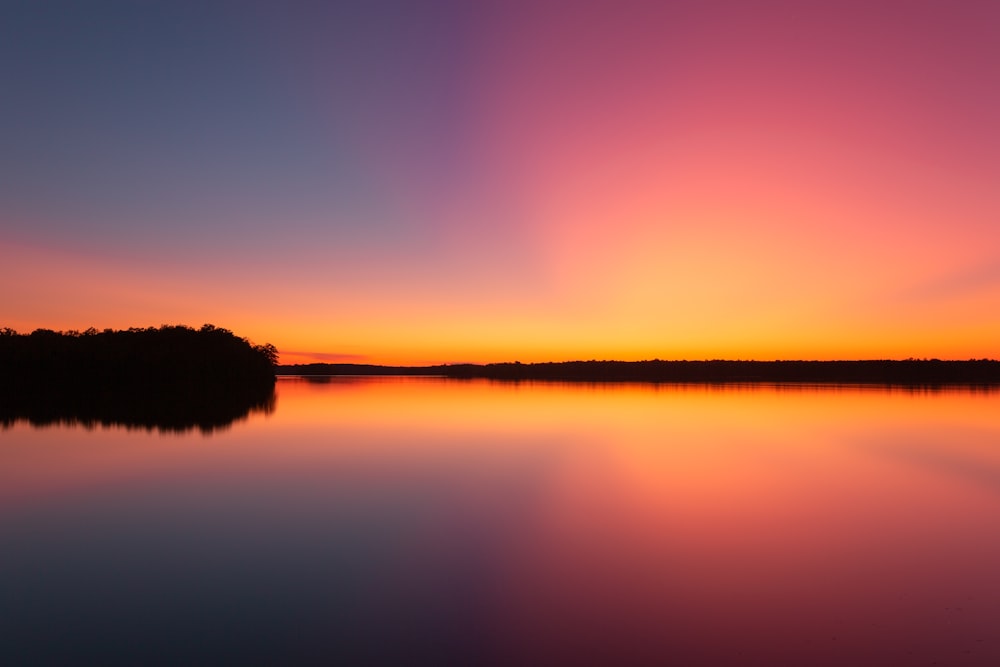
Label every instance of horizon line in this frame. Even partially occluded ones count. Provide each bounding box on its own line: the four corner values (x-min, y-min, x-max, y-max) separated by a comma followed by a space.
278, 358, 1000, 367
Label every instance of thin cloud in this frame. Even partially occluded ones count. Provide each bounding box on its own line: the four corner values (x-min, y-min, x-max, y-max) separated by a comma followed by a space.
282, 351, 371, 364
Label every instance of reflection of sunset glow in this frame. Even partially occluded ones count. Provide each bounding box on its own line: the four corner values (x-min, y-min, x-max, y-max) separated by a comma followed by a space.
4, 379, 1000, 662
6, 380, 999, 513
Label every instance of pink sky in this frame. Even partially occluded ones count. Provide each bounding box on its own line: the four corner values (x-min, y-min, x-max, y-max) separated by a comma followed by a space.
2, 1, 998, 363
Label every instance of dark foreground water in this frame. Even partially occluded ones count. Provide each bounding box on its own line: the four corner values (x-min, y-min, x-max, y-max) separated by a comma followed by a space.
2, 377, 1000, 666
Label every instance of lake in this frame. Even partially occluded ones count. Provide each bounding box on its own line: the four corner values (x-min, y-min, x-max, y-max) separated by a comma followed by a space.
2, 377, 999, 665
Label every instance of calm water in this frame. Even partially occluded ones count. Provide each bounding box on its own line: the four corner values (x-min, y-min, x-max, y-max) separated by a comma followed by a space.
2, 377, 1000, 666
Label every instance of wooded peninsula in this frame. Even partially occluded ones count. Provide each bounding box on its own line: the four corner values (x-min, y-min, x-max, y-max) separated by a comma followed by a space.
1, 325, 277, 432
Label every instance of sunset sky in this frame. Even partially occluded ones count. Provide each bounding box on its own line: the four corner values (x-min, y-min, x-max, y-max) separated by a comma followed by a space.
2, 0, 998, 364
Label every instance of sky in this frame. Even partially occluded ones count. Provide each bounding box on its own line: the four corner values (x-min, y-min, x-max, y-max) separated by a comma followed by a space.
2, 0, 999, 364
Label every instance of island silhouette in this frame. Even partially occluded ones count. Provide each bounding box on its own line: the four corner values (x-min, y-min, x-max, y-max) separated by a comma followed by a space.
0, 324, 277, 433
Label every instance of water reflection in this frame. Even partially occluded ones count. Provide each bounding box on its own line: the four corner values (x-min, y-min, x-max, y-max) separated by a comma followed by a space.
1, 378, 999, 665
0, 382, 275, 434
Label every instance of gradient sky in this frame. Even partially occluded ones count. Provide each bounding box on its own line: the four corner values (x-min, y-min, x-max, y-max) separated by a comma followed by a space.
2, 0, 998, 364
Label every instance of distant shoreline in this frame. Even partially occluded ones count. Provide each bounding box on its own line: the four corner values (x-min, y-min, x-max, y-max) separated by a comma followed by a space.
277, 359, 1000, 385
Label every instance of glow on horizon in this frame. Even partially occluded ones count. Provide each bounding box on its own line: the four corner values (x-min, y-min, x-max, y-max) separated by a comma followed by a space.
2, 1, 999, 364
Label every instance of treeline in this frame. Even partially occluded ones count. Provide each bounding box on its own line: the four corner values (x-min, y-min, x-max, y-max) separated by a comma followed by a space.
1, 324, 277, 387
1, 325, 278, 432
279, 359, 1000, 385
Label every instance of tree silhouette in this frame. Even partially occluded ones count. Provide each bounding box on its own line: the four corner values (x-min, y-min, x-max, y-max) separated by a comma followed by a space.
0, 324, 278, 433
280, 359, 1000, 386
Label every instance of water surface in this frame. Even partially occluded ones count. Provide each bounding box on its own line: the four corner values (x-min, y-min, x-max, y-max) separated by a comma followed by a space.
2, 378, 999, 665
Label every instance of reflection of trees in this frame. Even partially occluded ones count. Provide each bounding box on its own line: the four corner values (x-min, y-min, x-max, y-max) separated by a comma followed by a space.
0, 324, 278, 433
1, 383, 276, 434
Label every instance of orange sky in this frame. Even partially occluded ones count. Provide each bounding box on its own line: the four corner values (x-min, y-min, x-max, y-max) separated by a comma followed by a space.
3, 1, 999, 364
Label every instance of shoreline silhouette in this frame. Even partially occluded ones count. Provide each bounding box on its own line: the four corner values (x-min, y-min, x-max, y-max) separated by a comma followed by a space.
278, 359, 1000, 386
1, 325, 278, 433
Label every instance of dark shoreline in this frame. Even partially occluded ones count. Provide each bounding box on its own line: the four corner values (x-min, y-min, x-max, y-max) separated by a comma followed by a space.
278, 359, 1000, 386
1, 325, 278, 432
